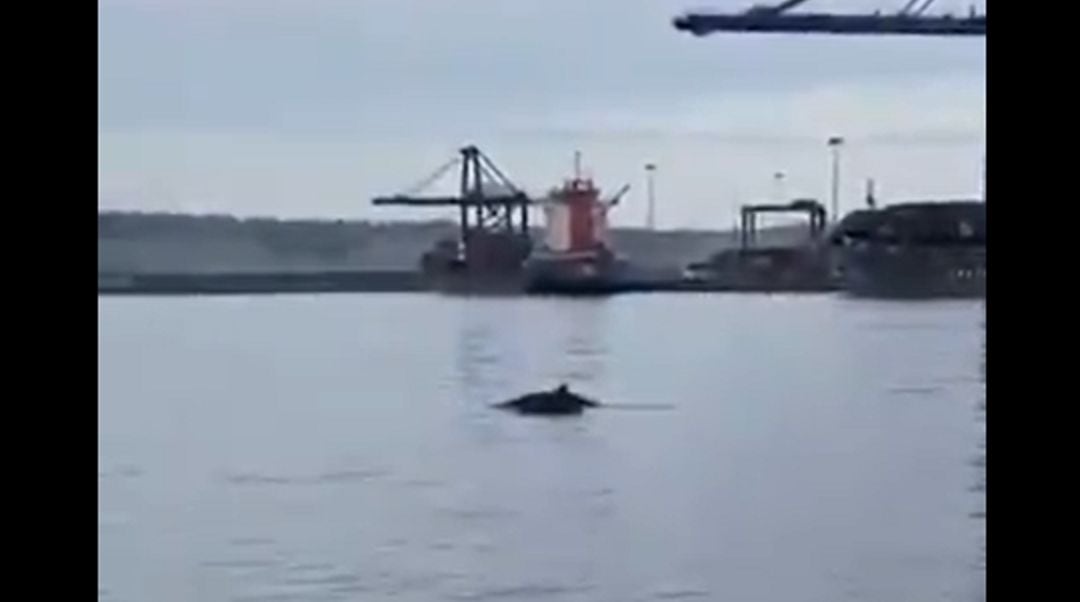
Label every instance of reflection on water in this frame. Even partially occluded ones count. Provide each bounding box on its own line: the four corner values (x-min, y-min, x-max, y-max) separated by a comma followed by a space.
455, 299, 611, 403
99, 294, 986, 602
971, 317, 986, 587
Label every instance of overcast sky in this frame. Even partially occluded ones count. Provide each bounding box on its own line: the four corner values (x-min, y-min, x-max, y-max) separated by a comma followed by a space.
98, 0, 986, 229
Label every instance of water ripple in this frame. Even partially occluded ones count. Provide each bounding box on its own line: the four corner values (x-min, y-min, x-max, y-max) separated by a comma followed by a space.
446, 582, 594, 600
439, 505, 518, 522
887, 386, 943, 396
285, 563, 336, 573
231, 592, 340, 602
201, 558, 278, 571
651, 588, 712, 600
399, 478, 447, 489
99, 464, 144, 479
229, 537, 276, 548
224, 468, 387, 487
279, 572, 364, 588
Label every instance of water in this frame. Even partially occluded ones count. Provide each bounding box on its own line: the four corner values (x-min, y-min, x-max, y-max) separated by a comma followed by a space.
98, 294, 985, 602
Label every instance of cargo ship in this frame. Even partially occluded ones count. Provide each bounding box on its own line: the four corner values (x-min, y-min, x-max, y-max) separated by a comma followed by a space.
524, 155, 631, 294
832, 200, 985, 298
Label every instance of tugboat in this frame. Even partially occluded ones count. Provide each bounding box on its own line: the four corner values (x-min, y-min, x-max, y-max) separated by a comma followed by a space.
524, 153, 631, 295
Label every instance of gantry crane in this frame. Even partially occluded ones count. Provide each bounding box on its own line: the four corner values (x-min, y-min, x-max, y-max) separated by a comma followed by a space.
372, 146, 534, 275
739, 199, 829, 249
674, 0, 986, 37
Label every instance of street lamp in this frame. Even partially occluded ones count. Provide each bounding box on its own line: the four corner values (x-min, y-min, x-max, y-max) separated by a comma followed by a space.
981, 154, 986, 203
827, 136, 844, 223
645, 163, 657, 230
773, 171, 786, 202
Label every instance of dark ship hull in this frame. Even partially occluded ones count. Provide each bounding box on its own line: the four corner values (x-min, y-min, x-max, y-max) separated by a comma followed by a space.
419, 233, 531, 295
833, 201, 985, 299
684, 246, 839, 293
840, 244, 985, 298
523, 250, 631, 295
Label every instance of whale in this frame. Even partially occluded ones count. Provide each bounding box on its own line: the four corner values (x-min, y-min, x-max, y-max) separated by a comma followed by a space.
492, 384, 600, 415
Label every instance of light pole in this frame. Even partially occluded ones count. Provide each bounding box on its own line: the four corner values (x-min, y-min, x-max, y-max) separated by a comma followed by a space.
645, 163, 657, 230
827, 136, 844, 223
773, 171, 786, 203
981, 154, 986, 203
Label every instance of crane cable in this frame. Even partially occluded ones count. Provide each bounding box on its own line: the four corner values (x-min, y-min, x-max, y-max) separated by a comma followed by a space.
477, 150, 524, 195
400, 156, 461, 197
913, 0, 937, 17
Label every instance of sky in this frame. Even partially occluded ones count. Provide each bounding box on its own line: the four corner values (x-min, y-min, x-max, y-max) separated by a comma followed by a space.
98, 0, 986, 229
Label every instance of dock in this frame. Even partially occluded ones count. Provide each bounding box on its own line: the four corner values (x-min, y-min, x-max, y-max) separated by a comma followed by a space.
98, 269, 842, 297
98, 270, 426, 296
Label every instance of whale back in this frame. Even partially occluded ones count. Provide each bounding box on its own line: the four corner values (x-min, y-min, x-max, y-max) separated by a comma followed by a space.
494, 385, 599, 415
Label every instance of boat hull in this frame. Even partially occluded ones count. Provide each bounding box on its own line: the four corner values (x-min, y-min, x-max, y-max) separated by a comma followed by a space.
523, 251, 629, 295
840, 244, 985, 299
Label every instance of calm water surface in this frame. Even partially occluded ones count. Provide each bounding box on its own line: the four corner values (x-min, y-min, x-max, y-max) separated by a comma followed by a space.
98, 294, 985, 602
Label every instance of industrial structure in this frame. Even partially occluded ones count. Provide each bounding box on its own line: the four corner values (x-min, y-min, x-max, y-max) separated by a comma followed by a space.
672, 0, 985, 298
373, 147, 639, 294
372, 146, 534, 288
372, 145, 531, 243
684, 198, 837, 292
740, 199, 828, 249
674, 0, 986, 37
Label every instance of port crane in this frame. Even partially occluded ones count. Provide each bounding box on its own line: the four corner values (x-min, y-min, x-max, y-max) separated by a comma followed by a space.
373, 145, 531, 235
373, 146, 534, 274
674, 0, 986, 37
740, 199, 829, 248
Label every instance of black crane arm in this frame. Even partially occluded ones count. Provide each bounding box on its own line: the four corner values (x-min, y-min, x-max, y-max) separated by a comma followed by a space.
748, 0, 810, 14
913, 0, 937, 17
606, 184, 631, 206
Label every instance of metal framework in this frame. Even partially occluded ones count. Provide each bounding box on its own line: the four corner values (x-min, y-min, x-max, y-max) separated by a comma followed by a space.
373, 145, 532, 244
674, 0, 986, 37
740, 199, 828, 248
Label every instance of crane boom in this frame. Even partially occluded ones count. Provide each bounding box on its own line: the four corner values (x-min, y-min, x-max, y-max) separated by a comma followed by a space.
371, 146, 533, 254
606, 184, 631, 207
674, 0, 985, 38
913, 0, 937, 17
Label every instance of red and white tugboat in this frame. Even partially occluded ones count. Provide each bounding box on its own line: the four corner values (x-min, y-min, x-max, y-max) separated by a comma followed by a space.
524, 153, 630, 294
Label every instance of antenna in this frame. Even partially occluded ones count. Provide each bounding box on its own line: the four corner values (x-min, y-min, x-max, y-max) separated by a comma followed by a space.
645, 163, 657, 230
